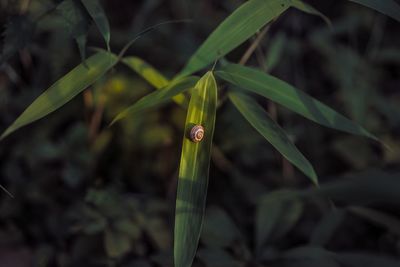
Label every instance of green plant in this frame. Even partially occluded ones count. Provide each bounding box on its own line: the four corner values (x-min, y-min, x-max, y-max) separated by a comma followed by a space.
1, 0, 399, 266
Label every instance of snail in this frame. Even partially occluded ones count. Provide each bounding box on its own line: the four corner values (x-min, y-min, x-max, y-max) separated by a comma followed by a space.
189, 125, 205, 143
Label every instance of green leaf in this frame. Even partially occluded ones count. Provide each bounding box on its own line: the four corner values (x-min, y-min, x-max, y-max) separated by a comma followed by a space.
122, 56, 187, 105
347, 0, 400, 23
291, 0, 332, 27
0, 51, 118, 140
174, 72, 218, 267
110, 76, 198, 124
216, 63, 377, 141
56, 0, 91, 60
0, 16, 35, 64
256, 191, 303, 250
229, 91, 318, 184
81, 0, 111, 50
177, 0, 291, 77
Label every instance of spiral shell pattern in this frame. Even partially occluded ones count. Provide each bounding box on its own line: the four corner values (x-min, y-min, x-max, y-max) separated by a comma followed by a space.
189, 125, 205, 143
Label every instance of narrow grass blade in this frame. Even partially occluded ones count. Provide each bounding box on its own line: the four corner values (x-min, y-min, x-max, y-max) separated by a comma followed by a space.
110, 76, 198, 124
175, 72, 217, 267
347, 0, 400, 22
81, 0, 111, 50
122, 57, 187, 105
177, 0, 291, 77
291, 0, 332, 27
216, 63, 377, 141
229, 91, 317, 184
0, 51, 118, 140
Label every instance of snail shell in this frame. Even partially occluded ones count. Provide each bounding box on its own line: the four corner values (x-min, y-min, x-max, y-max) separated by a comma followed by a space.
189, 125, 205, 143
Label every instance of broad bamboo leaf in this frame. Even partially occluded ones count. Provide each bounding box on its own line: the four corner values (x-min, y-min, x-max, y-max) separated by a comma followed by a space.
178, 0, 291, 77
229, 91, 317, 184
291, 0, 332, 26
81, 0, 111, 50
216, 63, 377, 141
174, 72, 217, 267
0, 51, 118, 140
122, 57, 187, 105
347, 0, 400, 22
110, 76, 198, 124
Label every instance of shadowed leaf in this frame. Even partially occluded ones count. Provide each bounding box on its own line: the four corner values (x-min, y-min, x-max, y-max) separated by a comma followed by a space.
81, 0, 111, 50
0, 51, 118, 140
291, 0, 332, 26
56, 0, 91, 60
229, 91, 318, 184
216, 63, 377, 141
347, 0, 400, 22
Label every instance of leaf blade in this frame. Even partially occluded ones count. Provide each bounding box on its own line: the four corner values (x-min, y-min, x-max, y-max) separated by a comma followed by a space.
178, 0, 291, 77
0, 51, 118, 140
291, 0, 332, 27
229, 91, 318, 184
216, 63, 377, 141
122, 56, 187, 105
56, 0, 91, 60
81, 0, 111, 50
110, 76, 198, 124
174, 72, 218, 267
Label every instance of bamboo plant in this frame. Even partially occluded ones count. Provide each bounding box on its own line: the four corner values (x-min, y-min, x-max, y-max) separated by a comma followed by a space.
1, 0, 399, 266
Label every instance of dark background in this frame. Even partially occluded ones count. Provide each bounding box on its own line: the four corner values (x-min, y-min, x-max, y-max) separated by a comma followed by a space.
0, 0, 399, 266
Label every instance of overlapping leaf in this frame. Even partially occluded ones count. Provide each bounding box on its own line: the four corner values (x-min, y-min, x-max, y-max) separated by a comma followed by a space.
0, 51, 118, 140
56, 0, 91, 60
174, 72, 217, 267
229, 91, 317, 184
111, 76, 198, 124
122, 57, 187, 105
216, 63, 377, 141
178, 0, 291, 77
81, 0, 111, 50
291, 0, 331, 26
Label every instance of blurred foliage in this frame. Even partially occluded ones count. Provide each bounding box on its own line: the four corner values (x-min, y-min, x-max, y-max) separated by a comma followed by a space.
0, 0, 400, 266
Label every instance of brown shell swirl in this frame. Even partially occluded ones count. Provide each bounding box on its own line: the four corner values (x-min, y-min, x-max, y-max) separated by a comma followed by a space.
189, 125, 205, 143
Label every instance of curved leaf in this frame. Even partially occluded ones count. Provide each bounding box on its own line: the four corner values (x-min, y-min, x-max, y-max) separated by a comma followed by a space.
229, 91, 317, 184
291, 0, 332, 27
347, 0, 400, 22
0, 51, 118, 140
216, 63, 377, 141
122, 57, 187, 105
81, 0, 111, 50
111, 76, 198, 124
56, 0, 91, 60
174, 72, 217, 267
177, 0, 291, 77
